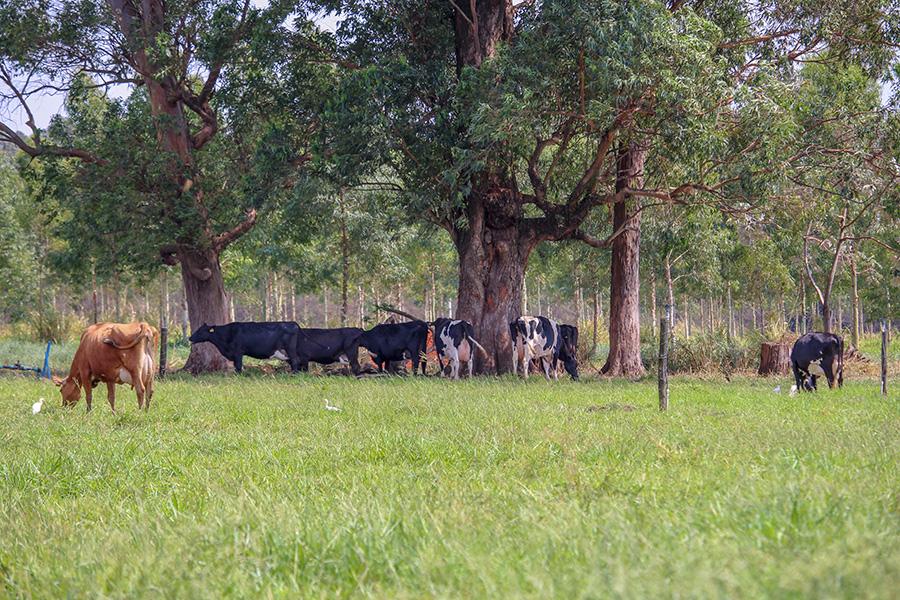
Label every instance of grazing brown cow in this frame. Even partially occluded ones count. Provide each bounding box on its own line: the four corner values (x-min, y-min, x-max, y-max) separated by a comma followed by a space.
60, 322, 158, 412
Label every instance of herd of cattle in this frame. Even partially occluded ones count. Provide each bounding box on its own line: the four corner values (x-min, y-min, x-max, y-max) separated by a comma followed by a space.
53, 314, 844, 412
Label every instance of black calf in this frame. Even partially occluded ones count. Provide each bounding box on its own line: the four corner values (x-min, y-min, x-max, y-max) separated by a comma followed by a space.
357, 321, 430, 374
189, 321, 302, 373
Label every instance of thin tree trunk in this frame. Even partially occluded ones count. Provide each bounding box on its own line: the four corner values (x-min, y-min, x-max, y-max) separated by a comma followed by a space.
324, 288, 329, 327
592, 284, 599, 350
851, 254, 861, 348
602, 143, 646, 377
664, 254, 675, 328
340, 190, 349, 327
727, 286, 734, 340
649, 270, 657, 338
684, 294, 691, 338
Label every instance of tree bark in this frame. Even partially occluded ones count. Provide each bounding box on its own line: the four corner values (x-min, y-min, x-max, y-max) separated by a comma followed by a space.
649, 269, 657, 339
602, 144, 646, 377
664, 253, 675, 328
340, 190, 349, 327
180, 247, 231, 373
758, 342, 791, 375
454, 191, 535, 374
851, 253, 861, 347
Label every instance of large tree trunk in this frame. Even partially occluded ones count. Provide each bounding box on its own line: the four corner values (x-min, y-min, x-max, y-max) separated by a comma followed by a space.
602, 144, 646, 377
454, 191, 534, 374
180, 248, 231, 373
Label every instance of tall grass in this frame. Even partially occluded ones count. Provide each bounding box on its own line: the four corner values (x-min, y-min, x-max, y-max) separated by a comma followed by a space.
0, 374, 896, 597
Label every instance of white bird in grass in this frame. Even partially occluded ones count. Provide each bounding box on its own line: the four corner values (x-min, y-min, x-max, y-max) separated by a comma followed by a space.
324, 399, 342, 412
789, 385, 798, 397
773, 385, 781, 394
32, 397, 44, 415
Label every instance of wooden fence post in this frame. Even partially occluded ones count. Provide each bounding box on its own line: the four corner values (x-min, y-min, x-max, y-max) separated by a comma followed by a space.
159, 326, 168, 377
882, 319, 888, 397
659, 305, 670, 412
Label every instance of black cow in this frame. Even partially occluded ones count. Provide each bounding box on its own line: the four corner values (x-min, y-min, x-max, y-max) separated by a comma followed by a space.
432, 318, 486, 379
510, 315, 562, 380
293, 327, 364, 373
790, 332, 844, 392
189, 321, 302, 373
357, 320, 430, 374
554, 324, 579, 380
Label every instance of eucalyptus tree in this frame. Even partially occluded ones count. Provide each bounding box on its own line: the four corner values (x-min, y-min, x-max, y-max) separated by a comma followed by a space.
319, 0, 898, 374
787, 61, 899, 333
0, 0, 331, 371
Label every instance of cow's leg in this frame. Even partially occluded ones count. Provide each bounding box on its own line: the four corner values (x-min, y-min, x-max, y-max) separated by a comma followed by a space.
106, 381, 116, 413
144, 373, 153, 410
450, 347, 460, 380
522, 346, 531, 379
133, 369, 145, 410
792, 362, 805, 394
410, 346, 421, 376
468, 350, 474, 378
511, 341, 518, 376
822, 359, 836, 389
346, 342, 361, 376
233, 355, 244, 374
83, 372, 94, 412
810, 374, 818, 391
541, 357, 552, 381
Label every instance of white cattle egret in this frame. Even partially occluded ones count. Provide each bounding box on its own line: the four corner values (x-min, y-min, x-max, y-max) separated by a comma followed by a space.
32, 397, 44, 415
773, 386, 781, 394
789, 385, 798, 397
324, 400, 342, 412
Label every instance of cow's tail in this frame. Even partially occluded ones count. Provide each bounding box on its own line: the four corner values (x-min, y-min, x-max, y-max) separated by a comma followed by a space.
467, 336, 487, 355
103, 324, 152, 350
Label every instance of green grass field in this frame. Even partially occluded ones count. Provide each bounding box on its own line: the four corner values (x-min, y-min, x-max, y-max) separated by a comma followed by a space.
1, 372, 897, 598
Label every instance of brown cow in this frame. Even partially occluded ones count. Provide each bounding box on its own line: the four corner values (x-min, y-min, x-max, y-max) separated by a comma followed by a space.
60, 322, 159, 412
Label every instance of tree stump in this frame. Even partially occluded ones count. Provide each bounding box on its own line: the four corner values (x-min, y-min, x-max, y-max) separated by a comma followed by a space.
758, 342, 791, 375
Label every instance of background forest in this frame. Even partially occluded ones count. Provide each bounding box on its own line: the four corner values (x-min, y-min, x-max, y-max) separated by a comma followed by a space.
0, 0, 897, 374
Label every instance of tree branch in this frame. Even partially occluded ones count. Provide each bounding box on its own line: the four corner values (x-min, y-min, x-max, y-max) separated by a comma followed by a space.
214, 208, 258, 251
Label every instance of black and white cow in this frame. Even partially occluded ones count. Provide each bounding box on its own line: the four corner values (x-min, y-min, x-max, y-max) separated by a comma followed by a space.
189, 321, 303, 373
554, 324, 580, 380
294, 327, 364, 373
790, 332, 844, 392
357, 320, 430, 374
510, 315, 562, 380
432, 318, 486, 379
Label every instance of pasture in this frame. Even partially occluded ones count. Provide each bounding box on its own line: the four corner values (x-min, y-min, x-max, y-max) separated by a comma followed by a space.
1, 372, 897, 598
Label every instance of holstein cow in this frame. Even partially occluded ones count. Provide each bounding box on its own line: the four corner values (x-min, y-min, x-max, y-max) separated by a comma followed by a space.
554, 324, 580, 380
189, 321, 303, 373
432, 318, 486, 379
60, 322, 158, 412
293, 327, 364, 372
790, 332, 844, 392
510, 315, 563, 380
356, 320, 430, 374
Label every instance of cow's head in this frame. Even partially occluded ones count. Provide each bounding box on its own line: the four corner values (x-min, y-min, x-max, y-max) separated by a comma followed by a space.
558, 324, 579, 380
58, 376, 81, 406
189, 323, 217, 344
